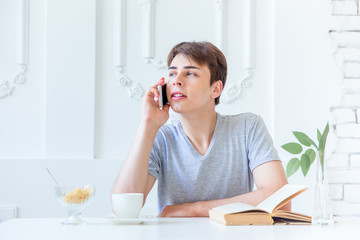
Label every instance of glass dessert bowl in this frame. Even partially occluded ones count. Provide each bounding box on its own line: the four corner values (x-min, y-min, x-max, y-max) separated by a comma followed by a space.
55, 185, 95, 225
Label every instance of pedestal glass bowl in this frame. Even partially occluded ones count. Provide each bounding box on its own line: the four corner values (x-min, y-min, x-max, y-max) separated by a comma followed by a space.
55, 185, 95, 225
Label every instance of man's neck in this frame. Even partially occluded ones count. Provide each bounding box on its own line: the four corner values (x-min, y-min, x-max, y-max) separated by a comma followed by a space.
180, 110, 217, 156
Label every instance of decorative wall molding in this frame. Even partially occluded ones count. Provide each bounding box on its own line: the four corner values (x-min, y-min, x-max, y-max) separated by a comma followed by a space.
0, 81, 14, 98
145, 57, 167, 70
214, 0, 226, 52
116, 67, 145, 101
114, 0, 144, 101
221, 69, 253, 104
139, 0, 167, 70
0, 0, 29, 99
114, 0, 126, 70
222, 0, 255, 104
139, 0, 154, 60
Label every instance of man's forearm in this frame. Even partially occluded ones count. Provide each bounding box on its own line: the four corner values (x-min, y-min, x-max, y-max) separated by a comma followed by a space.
111, 121, 158, 195
158, 161, 290, 217
195, 186, 291, 216
159, 184, 290, 217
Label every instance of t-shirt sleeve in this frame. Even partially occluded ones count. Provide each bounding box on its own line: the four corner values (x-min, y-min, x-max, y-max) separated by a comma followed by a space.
247, 115, 281, 172
148, 132, 162, 179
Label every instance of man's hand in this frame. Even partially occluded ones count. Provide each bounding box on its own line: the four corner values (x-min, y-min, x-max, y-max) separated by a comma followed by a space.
158, 202, 204, 217
141, 77, 170, 130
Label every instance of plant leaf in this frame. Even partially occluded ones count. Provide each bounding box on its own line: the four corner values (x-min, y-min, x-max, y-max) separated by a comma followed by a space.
293, 131, 319, 150
319, 122, 329, 153
305, 148, 316, 164
317, 129, 322, 142
319, 122, 329, 169
293, 131, 312, 146
300, 154, 311, 176
286, 158, 300, 178
281, 143, 303, 154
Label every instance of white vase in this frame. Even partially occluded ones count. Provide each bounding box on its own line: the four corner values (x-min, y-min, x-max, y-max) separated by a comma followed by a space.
312, 153, 334, 225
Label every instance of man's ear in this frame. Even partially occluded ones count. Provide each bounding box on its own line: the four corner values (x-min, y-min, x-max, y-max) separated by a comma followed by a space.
211, 80, 223, 98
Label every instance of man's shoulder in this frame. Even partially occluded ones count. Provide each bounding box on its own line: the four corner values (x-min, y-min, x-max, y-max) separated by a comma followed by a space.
157, 120, 182, 138
219, 112, 260, 126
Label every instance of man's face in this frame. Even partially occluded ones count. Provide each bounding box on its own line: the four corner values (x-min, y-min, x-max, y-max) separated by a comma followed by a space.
167, 54, 219, 114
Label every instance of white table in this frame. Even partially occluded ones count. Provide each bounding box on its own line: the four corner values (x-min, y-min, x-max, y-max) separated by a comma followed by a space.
1, 217, 359, 240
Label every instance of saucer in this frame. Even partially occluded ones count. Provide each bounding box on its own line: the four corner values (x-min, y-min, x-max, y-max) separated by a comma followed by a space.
107, 217, 143, 225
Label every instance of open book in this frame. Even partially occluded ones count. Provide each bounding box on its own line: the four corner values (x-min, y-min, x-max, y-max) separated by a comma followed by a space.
209, 184, 312, 225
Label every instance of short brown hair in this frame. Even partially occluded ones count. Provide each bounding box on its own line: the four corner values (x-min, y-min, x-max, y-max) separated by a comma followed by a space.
167, 41, 227, 105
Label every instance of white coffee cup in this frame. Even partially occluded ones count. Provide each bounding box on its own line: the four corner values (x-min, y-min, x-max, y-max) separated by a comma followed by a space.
112, 193, 143, 219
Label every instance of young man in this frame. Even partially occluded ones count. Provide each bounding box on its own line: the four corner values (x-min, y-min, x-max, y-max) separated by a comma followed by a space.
111, 41, 289, 217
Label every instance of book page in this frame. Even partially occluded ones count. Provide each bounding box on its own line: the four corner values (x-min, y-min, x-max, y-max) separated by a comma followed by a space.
212, 202, 269, 214
256, 184, 308, 213
272, 210, 312, 222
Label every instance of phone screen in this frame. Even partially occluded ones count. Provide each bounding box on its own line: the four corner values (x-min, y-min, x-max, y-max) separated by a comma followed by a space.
158, 84, 169, 110
161, 84, 169, 105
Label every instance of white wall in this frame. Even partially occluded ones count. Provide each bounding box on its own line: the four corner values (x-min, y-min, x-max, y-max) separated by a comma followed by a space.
274, 0, 340, 215
0, 0, 343, 219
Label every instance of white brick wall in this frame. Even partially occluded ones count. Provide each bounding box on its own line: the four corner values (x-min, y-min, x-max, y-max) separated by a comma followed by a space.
357, 109, 360, 121
341, 92, 360, 106
328, 153, 350, 168
335, 138, 360, 153
332, 0, 359, 16
350, 154, 360, 167
343, 79, 360, 91
335, 123, 360, 137
344, 184, 360, 202
330, 16, 360, 30
330, 31, 360, 47
332, 201, 360, 215
328, 169, 360, 183
331, 107, 356, 123
330, 0, 360, 217
343, 62, 360, 77
329, 184, 344, 200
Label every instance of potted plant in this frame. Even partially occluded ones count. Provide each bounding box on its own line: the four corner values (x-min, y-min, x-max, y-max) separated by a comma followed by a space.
281, 122, 333, 225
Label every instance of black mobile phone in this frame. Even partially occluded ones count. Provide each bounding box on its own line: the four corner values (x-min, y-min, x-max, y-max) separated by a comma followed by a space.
157, 84, 169, 110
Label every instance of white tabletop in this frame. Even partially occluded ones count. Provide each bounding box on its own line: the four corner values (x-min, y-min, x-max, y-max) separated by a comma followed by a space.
1, 217, 360, 240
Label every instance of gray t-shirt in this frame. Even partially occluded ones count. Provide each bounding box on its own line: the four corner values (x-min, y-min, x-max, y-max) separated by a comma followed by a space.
148, 112, 280, 212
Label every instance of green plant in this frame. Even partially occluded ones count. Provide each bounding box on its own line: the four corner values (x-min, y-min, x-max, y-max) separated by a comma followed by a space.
282, 122, 329, 178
